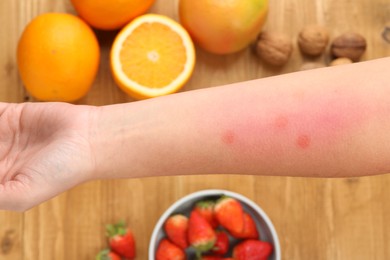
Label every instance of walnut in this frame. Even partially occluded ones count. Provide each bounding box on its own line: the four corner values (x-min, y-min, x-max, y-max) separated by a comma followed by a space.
331, 32, 367, 61
299, 62, 326, 71
298, 25, 329, 56
255, 31, 293, 66
329, 57, 353, 66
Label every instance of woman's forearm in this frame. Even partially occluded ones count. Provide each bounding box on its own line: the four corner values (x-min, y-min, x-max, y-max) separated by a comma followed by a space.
91, 57, 390, 179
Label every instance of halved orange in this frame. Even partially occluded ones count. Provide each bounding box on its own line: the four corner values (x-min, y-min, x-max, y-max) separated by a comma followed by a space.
110, 14, 196, 99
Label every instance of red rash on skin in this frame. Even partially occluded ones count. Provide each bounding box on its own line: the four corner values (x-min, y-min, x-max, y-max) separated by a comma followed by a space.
296, 134, 311, 149
273, 115, 289, 130
222, 130, 236, 145
218, 93, 368, 157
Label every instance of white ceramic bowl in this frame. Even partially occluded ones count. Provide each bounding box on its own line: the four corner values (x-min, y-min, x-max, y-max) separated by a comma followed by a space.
149, 189, 281, 260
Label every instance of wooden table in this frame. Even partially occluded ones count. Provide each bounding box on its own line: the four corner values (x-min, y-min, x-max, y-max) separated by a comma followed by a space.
1, 0, 390, 259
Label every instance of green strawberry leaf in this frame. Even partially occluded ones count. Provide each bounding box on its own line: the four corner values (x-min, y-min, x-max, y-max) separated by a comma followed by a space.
106, 220, 127, 237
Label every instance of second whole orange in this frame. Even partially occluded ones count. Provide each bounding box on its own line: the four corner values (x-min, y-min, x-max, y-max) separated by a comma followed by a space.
179, 0, 269, 55
70, 0, 156, 30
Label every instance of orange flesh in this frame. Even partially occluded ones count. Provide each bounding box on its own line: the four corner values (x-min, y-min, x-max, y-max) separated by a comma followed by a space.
119, 22, 187, 88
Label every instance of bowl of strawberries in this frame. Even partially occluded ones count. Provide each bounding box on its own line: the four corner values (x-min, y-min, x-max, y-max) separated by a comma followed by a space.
149, 189, 281, 260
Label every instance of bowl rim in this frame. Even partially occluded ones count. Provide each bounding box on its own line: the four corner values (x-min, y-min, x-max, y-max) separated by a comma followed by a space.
148, 189, 281, 260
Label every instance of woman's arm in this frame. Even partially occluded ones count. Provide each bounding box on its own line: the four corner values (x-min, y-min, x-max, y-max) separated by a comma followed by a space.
1, 58, 389, 211
91, 57, 390, 179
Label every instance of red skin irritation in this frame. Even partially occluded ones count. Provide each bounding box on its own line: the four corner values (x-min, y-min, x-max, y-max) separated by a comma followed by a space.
296, 134, 311, 149
221, 130, 236, 145
273, 115, 289, 130
219, 93, 368, 156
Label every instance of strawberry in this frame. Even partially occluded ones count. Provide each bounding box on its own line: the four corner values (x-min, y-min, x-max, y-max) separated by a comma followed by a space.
211, 230, 229, 255
214, 197, 244, 235
232, 239, 273, 260
194, 200, 219, 228
156, 238, 185, 260
188, 210, 217, 254
106, 221, 136, 259
96, 249, 121, 260
164, 214, 189, 249
229, 213, 259, 239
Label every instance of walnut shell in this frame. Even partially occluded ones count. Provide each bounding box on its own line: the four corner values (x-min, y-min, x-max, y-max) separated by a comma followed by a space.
331, 32, 367, 61
329, 57, 353, 66
255, 32, 293, 66
298, 25, 329, 56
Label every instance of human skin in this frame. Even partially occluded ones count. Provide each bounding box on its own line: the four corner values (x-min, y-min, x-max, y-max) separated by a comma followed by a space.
92, 57, 390, 179
0, 57, 389, 211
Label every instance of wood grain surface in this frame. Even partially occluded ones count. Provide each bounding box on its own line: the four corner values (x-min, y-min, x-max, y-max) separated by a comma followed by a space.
1, 0, 390, 259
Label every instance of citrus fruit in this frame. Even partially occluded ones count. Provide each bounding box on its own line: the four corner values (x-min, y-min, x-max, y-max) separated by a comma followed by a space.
179, 0, 269, 54
70, 0, 155, 30
110, 14, 195, 100
17, 13, 100, 102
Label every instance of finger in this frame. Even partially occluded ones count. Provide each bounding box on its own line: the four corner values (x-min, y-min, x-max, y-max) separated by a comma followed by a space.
0, 181, 32, 211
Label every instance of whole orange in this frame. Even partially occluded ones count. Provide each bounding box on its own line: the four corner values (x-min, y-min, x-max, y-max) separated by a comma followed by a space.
70, 0, 155, 30
179, 0, 269, 54
17, 13, 100, 102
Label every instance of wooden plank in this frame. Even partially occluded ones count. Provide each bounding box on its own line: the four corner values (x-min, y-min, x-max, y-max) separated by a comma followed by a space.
0, 0, 389, 259
0, 212, 23, 260
0, 0, 24, 102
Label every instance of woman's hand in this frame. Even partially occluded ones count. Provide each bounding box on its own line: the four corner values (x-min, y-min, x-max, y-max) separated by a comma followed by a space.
0, 102, 96, 211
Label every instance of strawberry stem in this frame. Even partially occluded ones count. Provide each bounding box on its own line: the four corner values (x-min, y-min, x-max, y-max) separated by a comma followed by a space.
106, 220, 127, 237
196, 200, 215, 209
96, 249, 110, 260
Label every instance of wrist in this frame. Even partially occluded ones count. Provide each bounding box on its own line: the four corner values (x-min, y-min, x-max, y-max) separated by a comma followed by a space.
66, 104, 103, 183
87, 103, 143, 179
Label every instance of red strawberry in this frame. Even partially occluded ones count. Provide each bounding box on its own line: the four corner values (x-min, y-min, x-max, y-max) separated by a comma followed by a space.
232, 239, 273, 260
212, 230, 229, 255
188, 210, 217, 253
96, 249, 121, 260
106, 221, 136, 259
214, 197, 244, 234
156, 238, 185, 260
229, 213, 259, 239
164, 214, 189, 249
194, 200, 219, 228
